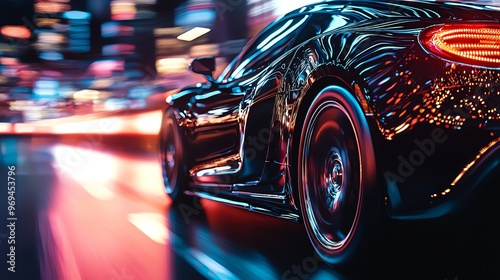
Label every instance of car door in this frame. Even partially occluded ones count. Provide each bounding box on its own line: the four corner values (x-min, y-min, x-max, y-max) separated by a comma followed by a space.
188, 14, 310, 186
228, 14, 311, 185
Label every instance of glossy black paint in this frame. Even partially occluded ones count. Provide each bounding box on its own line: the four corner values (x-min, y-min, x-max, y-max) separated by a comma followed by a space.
162, 0, 500, 221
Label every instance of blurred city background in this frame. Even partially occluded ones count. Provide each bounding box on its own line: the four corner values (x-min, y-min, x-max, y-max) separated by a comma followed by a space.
3, 1, 500, 280
0, 0, 324, 134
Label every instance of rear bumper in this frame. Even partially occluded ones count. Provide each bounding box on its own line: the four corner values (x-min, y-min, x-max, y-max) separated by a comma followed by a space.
381, 126, 500, 220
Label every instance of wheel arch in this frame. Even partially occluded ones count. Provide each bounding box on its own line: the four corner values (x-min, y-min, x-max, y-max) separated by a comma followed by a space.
288, 68, 385, 216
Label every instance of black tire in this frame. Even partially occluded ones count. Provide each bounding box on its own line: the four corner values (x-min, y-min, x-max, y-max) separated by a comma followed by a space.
297, 85, 378, 267
160, 108, 188, 203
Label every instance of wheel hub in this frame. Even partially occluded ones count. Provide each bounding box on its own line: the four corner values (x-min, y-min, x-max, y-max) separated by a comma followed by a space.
325, 151, 344, 211
166, 144, 175, 170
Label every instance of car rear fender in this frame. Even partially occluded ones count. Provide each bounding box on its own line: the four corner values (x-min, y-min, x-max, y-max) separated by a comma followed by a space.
281, 63, 381, 210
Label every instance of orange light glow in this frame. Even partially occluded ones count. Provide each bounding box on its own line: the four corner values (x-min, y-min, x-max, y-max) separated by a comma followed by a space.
132, 110, 163, 134
421, 24, 500, 67
0, 123, 13, 133
156, 57, 189, 74
35, 2, 70, 13
110, 1, 137, 21
0, 57, 18, 65
1, 25, 32, 39
0, 110, 162, 135
451, 137, 500, 186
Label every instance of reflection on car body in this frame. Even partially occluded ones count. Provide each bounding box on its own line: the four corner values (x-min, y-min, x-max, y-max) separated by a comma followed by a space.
159, 0, 500, 267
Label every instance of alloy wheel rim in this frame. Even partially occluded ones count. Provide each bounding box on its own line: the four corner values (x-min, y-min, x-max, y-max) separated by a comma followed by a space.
302, 100, 362, 250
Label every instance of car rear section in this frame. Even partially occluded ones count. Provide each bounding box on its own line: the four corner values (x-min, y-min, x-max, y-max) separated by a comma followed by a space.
376, 20, 500, 219
282, 1, 500, 219
326, 1, 500, 219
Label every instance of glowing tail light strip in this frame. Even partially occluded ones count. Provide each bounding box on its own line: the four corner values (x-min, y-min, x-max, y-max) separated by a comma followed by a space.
420, 24, 500, 67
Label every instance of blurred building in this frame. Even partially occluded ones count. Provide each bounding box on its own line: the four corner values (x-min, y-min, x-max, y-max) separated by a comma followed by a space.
152, 0, 248, 85
0, 0, 326, 119
32, 0, 88, 58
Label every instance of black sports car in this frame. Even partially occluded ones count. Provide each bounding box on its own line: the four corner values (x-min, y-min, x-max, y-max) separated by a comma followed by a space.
159, 0, 500, 267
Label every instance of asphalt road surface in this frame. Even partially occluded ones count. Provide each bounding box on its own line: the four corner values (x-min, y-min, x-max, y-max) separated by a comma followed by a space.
0, 134, 499, 280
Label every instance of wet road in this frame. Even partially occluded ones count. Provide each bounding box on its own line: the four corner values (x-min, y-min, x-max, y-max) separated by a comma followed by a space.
0, 134, 499, 280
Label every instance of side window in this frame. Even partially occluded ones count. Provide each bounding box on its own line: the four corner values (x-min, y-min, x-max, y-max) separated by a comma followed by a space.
219, 14, 310, 82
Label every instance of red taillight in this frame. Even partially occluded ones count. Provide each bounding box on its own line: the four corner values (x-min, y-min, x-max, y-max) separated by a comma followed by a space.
419, 23, 500, 68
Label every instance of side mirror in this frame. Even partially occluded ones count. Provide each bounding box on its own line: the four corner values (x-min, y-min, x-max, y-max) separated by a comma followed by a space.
190, 56, 216, 83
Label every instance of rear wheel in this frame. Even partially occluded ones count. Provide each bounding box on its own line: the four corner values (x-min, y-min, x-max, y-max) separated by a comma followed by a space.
297, 85, 379, 267
160, 108, 187, 203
